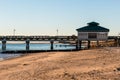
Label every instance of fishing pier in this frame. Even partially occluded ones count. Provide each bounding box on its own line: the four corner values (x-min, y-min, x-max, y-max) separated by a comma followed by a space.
0, 35, 120, 52
0, 22, 120, 52
0, 36, 77, 51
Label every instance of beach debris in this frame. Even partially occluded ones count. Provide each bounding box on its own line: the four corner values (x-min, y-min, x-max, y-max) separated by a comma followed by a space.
23, 63, 29, 66
116, 67, 120, 71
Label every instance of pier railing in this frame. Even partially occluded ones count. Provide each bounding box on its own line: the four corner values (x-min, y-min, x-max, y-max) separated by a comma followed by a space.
0, 35, 119, 41
0, 36, 77, 41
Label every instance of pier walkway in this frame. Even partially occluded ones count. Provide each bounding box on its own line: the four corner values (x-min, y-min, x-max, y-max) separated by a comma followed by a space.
0, 36, 77, 41
0, 36, 119, 52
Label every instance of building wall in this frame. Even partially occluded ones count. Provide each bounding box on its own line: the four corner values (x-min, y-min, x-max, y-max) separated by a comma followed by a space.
78, 32, 88, 40
78, 32, 108, 40
97, 32, 108, 40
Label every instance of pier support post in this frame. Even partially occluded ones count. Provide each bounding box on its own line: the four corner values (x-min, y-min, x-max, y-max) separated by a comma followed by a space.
118, 38, 120, 47
79, 40, 82, 50
26, 39, 30, 50
114, 38, 117, 47
97, 40, 99, 47
2, 38, 6, 51
76, 40, 78, 50
88, 40, 90, 49
50, 40, 54, 50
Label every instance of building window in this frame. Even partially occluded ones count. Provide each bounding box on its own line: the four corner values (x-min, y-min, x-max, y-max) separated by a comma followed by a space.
88, 33, 97, 39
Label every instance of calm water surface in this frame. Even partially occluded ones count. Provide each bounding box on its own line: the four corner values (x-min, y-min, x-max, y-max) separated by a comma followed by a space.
0, 42, 76, 60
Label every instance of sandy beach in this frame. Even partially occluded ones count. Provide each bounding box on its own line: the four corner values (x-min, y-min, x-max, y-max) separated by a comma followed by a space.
0, 47, 120, 80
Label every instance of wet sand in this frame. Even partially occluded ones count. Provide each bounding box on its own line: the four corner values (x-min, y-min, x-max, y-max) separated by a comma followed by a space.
0, 47, 120, 80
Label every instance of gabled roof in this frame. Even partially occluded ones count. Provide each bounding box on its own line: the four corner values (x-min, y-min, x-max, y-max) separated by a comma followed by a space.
76, 22, 109, 32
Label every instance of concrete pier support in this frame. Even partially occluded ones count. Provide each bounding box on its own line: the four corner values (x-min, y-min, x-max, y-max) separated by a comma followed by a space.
97, 40, 99, 47
114, 38, 117, 47
118, 38, 120, 47
88, 40, 90, 49
76, 40, 78, 50
26, 39, 30, 50
50, 40, 54, 50
2, 38, 6, 51
79, 40, 82, 50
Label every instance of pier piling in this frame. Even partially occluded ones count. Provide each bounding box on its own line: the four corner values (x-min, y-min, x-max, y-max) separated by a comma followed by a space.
118, 37, 120, 47
114, 38, 118, 47
88, 40, 90, 49
26, 39, 30, 50
79, 40, 82, 50
2, 38, 6, 51
97, 40, 99, 47
50, 40, 54, 50
76, 40, 78, 50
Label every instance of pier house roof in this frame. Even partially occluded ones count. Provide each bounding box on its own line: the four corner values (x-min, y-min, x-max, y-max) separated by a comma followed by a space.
76, 22, 109, 32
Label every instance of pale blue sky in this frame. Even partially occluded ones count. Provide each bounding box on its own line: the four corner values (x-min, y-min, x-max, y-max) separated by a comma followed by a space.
0, 0, 120, 36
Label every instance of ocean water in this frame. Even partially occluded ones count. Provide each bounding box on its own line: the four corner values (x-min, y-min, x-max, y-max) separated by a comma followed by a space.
0, 43, 76, 51
0, 42, 76, 60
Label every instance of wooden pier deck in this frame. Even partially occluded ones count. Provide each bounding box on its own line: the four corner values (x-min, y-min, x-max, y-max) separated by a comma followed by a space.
0, 36, 119, 52
0, 36, 77, 41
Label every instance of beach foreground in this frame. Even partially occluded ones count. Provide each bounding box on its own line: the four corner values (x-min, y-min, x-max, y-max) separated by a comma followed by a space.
0, 47, 120, 80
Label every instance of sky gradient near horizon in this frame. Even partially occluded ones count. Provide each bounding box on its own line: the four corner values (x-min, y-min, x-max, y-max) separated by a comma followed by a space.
0, 0, 120, 36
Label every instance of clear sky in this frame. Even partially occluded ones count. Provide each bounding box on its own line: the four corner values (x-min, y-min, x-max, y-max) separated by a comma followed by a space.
0, 0, 120, 36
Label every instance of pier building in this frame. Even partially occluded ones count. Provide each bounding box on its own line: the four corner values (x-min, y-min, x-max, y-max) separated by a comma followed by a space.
76, 22, 110, 49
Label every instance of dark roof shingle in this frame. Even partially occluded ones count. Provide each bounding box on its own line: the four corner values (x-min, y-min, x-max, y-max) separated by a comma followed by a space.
76, 22, 109, 32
